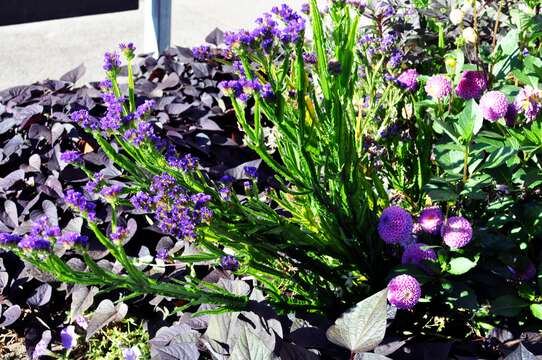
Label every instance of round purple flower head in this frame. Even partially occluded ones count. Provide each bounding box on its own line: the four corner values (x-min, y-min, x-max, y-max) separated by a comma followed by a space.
378, 206, 413, 245
396, 69, 419, 92
387, 274, 421, 309
60, 325, 77, 350
441, 216, 472, 249
425, 75, 451, 100
401, 243, 437, 267
455, 70, 487, 100
479, 91, 508, 121
418, 206, 444, 235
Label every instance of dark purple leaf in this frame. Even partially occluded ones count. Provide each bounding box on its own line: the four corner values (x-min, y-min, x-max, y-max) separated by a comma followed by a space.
0, 305, 21, 327
60, 63, 86, 83
27, 283, 52, 307
0, 170, 25, 191
205, 28, 225, 46
86, 300, 128, 340
505, 344, 537, 360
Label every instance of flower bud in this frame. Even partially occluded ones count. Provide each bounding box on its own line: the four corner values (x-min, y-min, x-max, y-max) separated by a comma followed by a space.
449, 8, 464, 25
462, 27, 478, 44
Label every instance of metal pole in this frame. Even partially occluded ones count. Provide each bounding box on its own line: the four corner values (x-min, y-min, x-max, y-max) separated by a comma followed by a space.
144, 0, 171, 55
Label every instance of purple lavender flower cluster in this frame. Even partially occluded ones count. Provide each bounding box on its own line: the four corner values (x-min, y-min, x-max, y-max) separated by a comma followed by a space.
224, 4, 305, 53
103, 51, 121, 72
130, 173, 213, 240
359, 32, 403, 70
219, 78, 274, 102
64, 189, 97, 221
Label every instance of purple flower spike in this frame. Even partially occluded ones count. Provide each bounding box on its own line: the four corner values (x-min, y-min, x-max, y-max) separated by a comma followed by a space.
71, 109, 97, 130
425, 75, 451, 100
103, 51, 121, 71
122, 346, 142, 360
64, 189, 97, 221
401, 243, 437, 268
156, 248, 169, 261
60, 326, 77, 350
60, 151, 83, 164
243, 166, 258, 178
418, 206, 444, 235
0, 233, 22, 247
119, 42, 136, 60
396, 69, 419, 92
387, 274, 421, 309
480, 91, 509, 121
99, 184, 123, 200
221, 255, 239, 271
441, 216, 473, 249
18, 235, 51, 252
378, 206, 413, 245
58, 232, 88, 249
455, 70, 487, 100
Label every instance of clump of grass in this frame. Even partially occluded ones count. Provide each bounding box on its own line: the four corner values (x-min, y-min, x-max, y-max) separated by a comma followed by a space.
75, 318, 150, 360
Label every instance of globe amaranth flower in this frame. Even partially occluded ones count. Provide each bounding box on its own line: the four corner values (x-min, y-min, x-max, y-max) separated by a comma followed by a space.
378, 206, 414, 245
418, 206, 444, 235
64, 189, 97, 221
441, 216, 472, 249
396, 69, 419, 92
425, 75, 452, 100
58, 232, 89, 249
515, 85, 542, 121
455, 70, 487, 100
401, 243, 437, 267
221, 255, 239, 271
60, 326, 78, 350
387, 274, 421, 309
60, 150, 83, 164
480, 91, 509, 121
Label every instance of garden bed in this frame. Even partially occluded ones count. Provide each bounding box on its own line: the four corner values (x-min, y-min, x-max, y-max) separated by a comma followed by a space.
1, 1, 542, 359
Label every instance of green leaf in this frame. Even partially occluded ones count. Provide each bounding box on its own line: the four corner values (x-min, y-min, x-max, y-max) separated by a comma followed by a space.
448, 257, 478, 275
490, 295, 528, 317
455, 100, 484, 140
482, 146, 517, 169
492, 30, 520, 82
326, 289, 387, 353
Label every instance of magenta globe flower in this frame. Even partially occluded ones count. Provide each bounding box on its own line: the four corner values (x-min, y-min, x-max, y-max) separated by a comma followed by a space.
378, 206, 414, 245
396, 69, 419, 92
418, 206, 444, 235
441, 216, 473, 249
455, 70, 487, 100
479, 91, 509, 121
425, 75, 452, 100
401, 243, 437, 267
387, 274, 421, 309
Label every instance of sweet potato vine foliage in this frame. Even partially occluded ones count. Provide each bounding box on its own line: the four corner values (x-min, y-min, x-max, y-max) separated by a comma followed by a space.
2, 0, 542, 347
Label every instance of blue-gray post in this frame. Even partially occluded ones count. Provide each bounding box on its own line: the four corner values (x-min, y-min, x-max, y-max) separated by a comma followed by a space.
144, 0, 171, 54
